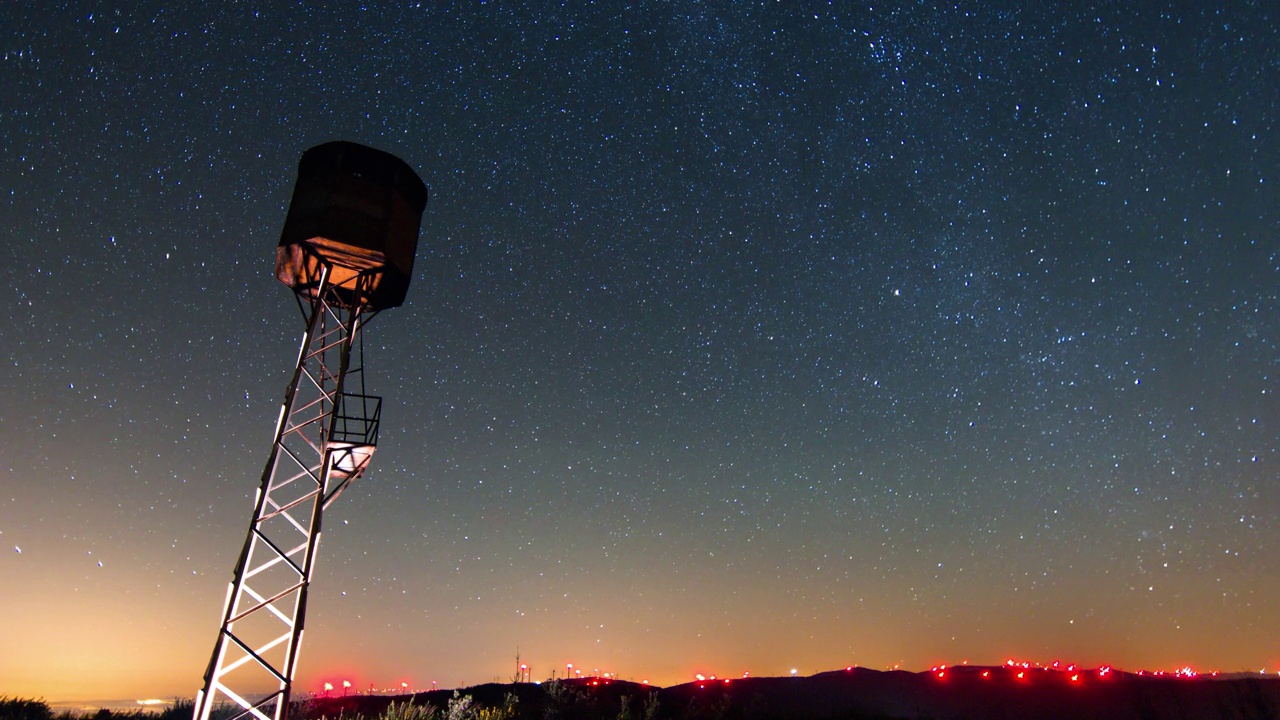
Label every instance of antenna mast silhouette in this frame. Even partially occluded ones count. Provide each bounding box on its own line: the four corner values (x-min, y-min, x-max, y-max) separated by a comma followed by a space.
194, 142, 427, 720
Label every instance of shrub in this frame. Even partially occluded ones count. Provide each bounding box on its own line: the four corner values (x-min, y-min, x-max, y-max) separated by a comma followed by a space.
0, 697, 54, 720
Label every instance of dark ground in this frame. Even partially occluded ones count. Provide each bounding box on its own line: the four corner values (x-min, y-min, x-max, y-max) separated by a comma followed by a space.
8, 669, 1277, 720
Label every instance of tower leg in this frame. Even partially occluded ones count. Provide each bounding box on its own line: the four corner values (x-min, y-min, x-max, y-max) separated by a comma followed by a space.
194, 266, 378, 720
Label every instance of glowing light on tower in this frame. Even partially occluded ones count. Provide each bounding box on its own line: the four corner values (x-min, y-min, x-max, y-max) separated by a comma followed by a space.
191, 142, 428, 720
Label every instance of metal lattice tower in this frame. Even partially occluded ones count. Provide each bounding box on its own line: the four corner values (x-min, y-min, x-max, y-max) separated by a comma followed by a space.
195, 142, 427, 720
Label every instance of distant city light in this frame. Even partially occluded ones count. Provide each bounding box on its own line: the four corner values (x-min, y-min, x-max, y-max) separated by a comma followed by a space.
290, 658, 1240, 697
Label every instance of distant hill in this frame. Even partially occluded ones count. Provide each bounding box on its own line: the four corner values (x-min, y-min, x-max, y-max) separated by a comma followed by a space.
305, 666, 1280, 720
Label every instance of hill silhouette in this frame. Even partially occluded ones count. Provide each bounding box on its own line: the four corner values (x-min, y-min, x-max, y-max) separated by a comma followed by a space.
305, 666, 1280, 720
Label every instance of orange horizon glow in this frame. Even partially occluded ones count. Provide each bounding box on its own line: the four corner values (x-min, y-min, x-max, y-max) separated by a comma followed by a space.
6, 647, 1271, 704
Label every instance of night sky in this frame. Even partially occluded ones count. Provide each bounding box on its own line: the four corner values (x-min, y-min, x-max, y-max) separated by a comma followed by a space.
2, 1, 1277, 706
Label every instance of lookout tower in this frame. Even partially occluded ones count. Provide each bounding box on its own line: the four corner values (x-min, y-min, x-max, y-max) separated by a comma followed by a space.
194, 142, 427, 720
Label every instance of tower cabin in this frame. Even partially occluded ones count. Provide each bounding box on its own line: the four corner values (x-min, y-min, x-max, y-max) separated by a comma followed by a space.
276, 141, 429, 311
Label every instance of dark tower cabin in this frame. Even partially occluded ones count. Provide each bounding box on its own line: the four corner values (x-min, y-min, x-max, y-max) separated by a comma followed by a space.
275, 141, 429, 310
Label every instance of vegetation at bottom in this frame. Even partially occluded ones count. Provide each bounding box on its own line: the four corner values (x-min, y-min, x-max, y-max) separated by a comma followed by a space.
1, 697, 199, 720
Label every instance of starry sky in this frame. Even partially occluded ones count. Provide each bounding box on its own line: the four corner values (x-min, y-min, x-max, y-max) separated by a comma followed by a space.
2, 1, 1277, 705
